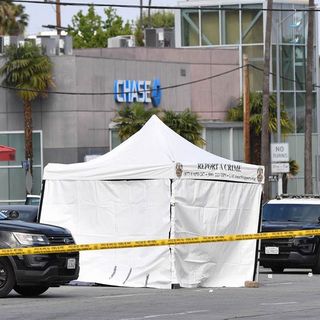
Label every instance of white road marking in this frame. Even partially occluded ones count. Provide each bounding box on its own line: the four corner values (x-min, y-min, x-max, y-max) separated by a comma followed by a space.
119, 309, 208, 320
95, 293, 153, 299
260, 302, 297, 306
264, 282, 293, 286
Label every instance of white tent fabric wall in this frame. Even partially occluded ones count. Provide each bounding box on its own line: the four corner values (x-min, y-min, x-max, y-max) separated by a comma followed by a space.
40, 115, 264, 288
41, 179, 172, 288
172, 179, 262, 287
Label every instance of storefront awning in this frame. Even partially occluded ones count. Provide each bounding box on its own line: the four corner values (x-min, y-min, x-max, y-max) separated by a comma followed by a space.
0, 145, 16, 161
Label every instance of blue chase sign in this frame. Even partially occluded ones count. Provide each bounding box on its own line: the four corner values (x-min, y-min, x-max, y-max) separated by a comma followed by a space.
114, 79, 161, 107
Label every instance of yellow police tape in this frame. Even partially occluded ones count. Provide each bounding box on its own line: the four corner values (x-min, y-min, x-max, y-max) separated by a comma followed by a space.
1, 229, 320, 257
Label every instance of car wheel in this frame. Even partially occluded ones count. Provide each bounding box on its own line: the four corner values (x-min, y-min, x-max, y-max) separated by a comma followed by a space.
14, 285, 49, 297
271, 266, 284, 273
0, 258, 15, 298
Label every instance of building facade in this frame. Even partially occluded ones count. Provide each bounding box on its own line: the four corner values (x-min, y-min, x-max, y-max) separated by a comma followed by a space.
175, 0, 319, 193
0, 46, 242, 203
1, 0, 318, 203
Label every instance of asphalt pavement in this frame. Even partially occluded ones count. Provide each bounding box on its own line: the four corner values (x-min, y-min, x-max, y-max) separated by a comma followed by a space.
1, 268, 320, 320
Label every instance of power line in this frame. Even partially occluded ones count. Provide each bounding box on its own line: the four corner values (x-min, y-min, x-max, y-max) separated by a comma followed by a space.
1, 63, 318, 96
0, 66, 243, 95
249, 64, 315, 88
12, 0, 320, 12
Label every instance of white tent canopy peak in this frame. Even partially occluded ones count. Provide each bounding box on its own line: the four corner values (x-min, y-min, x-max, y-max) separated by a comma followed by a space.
43, 115, 264, 183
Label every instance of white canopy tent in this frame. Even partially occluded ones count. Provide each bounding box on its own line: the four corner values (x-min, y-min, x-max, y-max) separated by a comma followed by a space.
40, 115, 264, 288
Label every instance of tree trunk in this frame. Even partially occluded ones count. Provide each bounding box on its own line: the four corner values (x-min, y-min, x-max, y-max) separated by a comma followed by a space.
305, 0, 314, 194
23, 99, 33, 175
251, 131, 261, 165
261, 0, 273, 201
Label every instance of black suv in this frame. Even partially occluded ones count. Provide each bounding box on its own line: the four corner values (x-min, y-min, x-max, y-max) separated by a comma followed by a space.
0, 205, 39, 222
0, 211, 79, 297
260, 195, 320, 273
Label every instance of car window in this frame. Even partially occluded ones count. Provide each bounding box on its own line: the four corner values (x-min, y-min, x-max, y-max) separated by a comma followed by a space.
263, 203, 320, 222
0, 212, 7, 220
25, 197, 40, 206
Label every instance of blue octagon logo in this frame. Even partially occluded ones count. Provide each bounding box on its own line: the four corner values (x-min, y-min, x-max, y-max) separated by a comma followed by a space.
114, 79, 162, 107
151, 79, 161, 107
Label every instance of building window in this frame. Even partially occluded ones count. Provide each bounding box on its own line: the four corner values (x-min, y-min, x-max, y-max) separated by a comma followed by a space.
242, 45, 264, 91
283, 92, 295, 129
295, 45, 306, 91
179, 2, 317, 139
181, 9, 200, 46
280, 9, 306, 45
108, 122, 121, 150
201, 9, 219, 45
0, 131, 42, 204
205, 126, 243, 161
296, 92, 305, 133
221, 6, 240, 44
282, 45, 294, 91
241, 5, 263, 44
295, 92, 316, 133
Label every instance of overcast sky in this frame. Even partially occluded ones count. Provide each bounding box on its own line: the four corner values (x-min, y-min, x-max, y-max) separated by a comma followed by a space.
20, 0, 175, 35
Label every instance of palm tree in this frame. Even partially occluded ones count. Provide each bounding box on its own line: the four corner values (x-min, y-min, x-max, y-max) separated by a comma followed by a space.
227, 92, 293, 164
8, 3, 28, 35
113, 104, 205, 147
0, 0, 28, 35
0, 1, 13, 34
0, 43, 54, 179
113, 103, 159, 141
162, 109, 205, 147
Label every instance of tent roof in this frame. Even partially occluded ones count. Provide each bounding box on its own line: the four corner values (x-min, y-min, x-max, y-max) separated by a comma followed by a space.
0, 145, 16, 161
43, 115, 264, 184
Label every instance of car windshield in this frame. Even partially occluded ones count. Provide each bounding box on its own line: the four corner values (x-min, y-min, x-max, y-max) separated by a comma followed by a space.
263, 203, 320, 223
25, 196, 40, 206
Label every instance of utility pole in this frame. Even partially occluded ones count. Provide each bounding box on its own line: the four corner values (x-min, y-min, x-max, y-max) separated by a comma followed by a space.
148, 0, 152, 28
140, 0, 143, 22
305, 0, 315, 194
243, 54, 250, 163
56, 0, 61, 35
261, 0, 273, 201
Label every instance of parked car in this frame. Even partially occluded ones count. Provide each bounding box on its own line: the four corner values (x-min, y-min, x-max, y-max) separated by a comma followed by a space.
0, 210, 79, 297
25, 195, 40, 206
260, 195, 320, 273
0, 205, 39, 223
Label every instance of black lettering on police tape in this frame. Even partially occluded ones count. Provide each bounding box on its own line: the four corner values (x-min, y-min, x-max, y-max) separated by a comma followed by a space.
2, 229, 320, 256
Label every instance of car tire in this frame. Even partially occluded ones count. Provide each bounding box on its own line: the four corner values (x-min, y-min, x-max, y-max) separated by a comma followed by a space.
271, 266, 284, 273
0, 258, 15, 298
14, 285, 49, 297
312, 255, 320, 274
